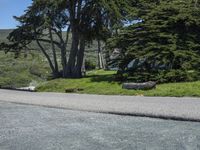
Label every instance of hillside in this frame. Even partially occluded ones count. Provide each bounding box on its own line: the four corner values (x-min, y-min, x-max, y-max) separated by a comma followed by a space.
0, 29, 13, 42
0, 29, 99, 61
0, 29, 100, 88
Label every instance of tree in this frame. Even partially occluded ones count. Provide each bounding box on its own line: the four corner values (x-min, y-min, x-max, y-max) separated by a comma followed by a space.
1, 0, 68, 78
1, 0, 133, 78
107, 0, 200, 82
65, 0, 133, 77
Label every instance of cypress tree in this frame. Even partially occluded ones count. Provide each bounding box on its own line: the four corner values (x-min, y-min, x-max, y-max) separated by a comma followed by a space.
107, 0, 200, 82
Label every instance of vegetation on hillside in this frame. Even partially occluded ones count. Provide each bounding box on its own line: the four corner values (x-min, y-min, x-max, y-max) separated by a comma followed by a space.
1, 0, 132, 78
0, 30, 99, 88
0, 51, 49, 88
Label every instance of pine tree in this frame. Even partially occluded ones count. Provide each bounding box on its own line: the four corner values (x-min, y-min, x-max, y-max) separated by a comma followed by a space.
107, 0, 200, 82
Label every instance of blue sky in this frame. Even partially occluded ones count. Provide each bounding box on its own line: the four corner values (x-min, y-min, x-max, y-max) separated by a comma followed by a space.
0, 0, 32, 29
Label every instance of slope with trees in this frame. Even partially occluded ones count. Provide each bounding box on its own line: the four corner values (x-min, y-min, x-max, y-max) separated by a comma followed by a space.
1, 0, 132, 78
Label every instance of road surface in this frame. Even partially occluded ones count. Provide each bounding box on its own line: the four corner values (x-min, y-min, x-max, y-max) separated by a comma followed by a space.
1, 89, 200, 121
0, 102, 200, 150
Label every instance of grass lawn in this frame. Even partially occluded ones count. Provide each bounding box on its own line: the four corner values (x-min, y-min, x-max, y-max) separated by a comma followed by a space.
37, 70, 200, 97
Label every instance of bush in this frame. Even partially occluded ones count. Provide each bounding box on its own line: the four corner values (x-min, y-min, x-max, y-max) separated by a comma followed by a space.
29, 65, 48, 79
121, 70, 200, 83
0, 51, 50, 88
85, 59, 96, 70
163, 70, 188, 83
0, 74, 31, 88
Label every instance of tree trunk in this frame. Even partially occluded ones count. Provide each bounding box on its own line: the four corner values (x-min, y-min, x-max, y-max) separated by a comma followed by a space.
52, 28, 68, 78
60, 44, 68, 78
66, 27, 80, 77
82, 58, 86, 76
97, 40, 104, 69
73, 37, 85, 78
36, 39, 57, 77
66, 0, 83, 78
60, 26, 71, 78
49, 28, 59, 76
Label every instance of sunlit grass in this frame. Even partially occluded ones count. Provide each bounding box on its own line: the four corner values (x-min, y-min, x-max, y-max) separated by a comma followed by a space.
37, 70, 200, 97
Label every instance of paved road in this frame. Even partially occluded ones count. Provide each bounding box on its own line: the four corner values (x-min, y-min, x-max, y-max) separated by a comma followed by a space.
1, 89, 200, 121
0, 102, 200, 150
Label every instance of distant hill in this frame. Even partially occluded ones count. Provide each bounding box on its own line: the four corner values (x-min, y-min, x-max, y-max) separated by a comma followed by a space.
0, 29, 13, 35
0, 29, 99, 62
0, 29, 13, 42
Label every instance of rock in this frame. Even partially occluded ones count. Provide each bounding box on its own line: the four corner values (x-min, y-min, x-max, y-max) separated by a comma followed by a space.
65, 88, 84, 93
122, 81, 156, 90
110, 48, 121, 60
18, 86, 36, 91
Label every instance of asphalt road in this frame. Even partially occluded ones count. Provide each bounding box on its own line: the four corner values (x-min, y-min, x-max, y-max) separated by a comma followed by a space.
1, 89, 200, 121
0, 102, 200, 150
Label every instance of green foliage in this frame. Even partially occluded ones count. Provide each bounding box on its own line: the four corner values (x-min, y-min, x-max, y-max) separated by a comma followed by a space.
163, 70, 189, 83
107, 0, 200, 83
125, 70, 200, 83
85, 59, 96, 70
29, 64, 49, 79
0, 75, 31, 88
1, 0, 133, 78
0, 52, 49, 88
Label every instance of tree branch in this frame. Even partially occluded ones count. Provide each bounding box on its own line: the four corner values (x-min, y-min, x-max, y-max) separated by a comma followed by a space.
36, 38, 61, 48
36, 38, 55, 73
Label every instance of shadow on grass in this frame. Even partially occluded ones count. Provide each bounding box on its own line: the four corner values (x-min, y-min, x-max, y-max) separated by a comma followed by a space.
86, 73, 121, 84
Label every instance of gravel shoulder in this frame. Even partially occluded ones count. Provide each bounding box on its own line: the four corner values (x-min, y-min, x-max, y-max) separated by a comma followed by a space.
0, 89, 200, 121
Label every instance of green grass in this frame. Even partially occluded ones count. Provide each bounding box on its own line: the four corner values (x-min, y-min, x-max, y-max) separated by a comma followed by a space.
0, 51, 49, 88
37, 70, 200, 97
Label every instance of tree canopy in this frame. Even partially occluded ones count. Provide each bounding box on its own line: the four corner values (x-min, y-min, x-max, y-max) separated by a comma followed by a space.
107, 0, 200, 82
1, 0, 133, 78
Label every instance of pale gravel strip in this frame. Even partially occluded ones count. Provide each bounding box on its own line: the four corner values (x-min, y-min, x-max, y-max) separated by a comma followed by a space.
0, 89, 200, 121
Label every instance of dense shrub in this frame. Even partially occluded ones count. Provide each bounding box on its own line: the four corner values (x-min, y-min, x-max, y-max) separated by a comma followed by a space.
85, 59, 96, 70
0, 52, 49, 88
107, 0, 200, 83
29, 65, 49, 79
119, 70, 200, 83
0, 74, 31, 88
